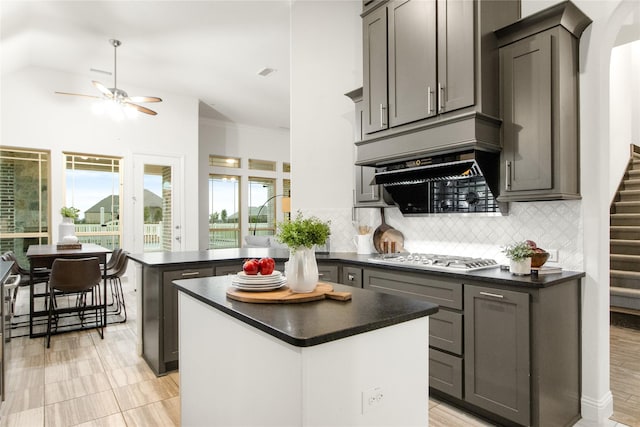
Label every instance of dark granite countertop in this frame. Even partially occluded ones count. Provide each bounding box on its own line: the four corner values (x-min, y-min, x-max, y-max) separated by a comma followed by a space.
130, 249, 584, 288
173, 275, 439, 347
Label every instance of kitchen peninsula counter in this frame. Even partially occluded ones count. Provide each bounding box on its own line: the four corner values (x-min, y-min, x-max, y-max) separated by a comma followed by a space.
174, 275, 438, 426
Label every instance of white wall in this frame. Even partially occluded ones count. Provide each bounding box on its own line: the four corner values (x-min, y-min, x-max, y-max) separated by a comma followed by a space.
609, 40, 640, 199
290, 0, 363, 252
1, 66, 201, 251
198, 117, 290, 249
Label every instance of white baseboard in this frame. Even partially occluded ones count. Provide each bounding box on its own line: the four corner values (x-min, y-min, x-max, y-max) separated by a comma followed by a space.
576, 391, 616, 426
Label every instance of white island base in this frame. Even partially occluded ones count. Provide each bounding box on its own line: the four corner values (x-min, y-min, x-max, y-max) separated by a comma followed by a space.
179, 292, 430, 427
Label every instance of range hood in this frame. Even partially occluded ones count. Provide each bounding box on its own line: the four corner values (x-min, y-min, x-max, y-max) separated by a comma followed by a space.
372, 150, 506, 215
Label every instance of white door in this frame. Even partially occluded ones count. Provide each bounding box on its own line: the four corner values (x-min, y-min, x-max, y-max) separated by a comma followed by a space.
133, 154, 184, 253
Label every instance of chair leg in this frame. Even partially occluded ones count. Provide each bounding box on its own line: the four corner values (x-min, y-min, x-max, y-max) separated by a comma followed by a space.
46, 292, 55, 348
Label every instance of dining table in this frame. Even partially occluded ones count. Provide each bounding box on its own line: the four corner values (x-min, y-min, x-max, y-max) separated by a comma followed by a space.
26, 243, 111, 338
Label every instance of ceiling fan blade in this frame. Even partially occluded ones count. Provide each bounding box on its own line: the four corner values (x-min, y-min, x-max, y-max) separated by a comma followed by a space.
125, 102, 157, 115
92, 80, 113, 98
55, 91, 102, 99
128, 96, 163, 103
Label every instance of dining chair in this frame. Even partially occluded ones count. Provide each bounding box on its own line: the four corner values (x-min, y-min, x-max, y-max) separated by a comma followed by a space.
102, 248, 123, 308
46, 257, 104, 348
104, 250, 129, 322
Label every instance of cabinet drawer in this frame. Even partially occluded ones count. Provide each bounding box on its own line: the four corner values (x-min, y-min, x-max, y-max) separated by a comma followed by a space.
429, 348, 462, 399
342, 266, 363, 288
363, 268, 462, 309
430, 309, 462, 355
318, 264, 339, 283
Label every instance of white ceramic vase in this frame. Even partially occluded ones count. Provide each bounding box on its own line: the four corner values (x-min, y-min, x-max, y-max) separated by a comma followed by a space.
510, 257, 532, 275
285, 247, 318, 293
59, 217, 78, 243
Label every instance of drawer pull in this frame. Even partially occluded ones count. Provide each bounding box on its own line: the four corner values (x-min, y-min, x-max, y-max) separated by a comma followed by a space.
181, 272, 200, 277
347, 273, 355, 281
480, 291, 504, 299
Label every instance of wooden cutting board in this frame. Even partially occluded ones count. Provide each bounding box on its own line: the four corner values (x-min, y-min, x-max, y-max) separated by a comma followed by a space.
226, 282, 351, 304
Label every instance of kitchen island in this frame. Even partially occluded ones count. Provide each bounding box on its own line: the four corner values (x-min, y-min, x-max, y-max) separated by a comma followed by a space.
173, 275, 438, 427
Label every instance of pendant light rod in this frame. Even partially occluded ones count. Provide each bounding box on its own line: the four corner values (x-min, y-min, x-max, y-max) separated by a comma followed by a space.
109, 39, 121, 89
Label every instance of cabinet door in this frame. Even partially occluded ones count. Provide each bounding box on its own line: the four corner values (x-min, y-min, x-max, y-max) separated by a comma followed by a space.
464, 285, 530, 426
355, 166, 381, 203
388, 0, 437, 126
163, 267, 213, 364
501, 32, 553, 192
317, 264, 339, 283
363, 5, 389, 134
437, 0, 475, 113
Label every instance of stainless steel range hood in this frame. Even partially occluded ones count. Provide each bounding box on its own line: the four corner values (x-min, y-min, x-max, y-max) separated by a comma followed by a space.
372, 151, 506, 215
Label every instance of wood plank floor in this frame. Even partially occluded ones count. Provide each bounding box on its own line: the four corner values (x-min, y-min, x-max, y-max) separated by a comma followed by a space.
0, 276, 637, 426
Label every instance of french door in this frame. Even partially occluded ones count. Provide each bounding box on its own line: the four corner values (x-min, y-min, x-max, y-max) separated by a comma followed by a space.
133, 154, 183, 253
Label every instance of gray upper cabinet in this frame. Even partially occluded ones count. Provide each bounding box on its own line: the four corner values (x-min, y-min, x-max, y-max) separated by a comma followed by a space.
363, 5, 389, 134
464, 284, 530, 426
356, 0, 519, 166
436, 0, 474, 113
496, 1, 591, 202
388, 0, 437, 126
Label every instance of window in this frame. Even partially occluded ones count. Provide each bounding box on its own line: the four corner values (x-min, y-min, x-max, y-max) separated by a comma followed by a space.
64, 153, 122, 249
283, 162, 291, 173
248, 159, 276, 172
209, 155, 240, 168
249, 177, 276, 236
209, 175, 240, 249
0, 148, 50, 267
283, 179, 291, 221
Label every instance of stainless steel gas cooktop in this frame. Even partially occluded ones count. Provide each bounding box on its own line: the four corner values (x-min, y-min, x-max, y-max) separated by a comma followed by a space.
367, 253, 499, 272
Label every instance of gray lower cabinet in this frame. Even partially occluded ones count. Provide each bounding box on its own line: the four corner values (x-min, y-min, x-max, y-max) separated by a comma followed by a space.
464, 285, 530, 425
142, 265, 213, 375
317, 263, 339, 283
496, 2, 591, 202
363, 266, 581, 427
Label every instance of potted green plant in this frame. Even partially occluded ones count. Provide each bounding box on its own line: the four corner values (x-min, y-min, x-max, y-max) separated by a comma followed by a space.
59, 206, 80, 244
502, 241, 535, 275
60, 206, 80, 221
276, 212, 330, 293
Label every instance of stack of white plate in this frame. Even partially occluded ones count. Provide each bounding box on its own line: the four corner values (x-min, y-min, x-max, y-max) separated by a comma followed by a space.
231, 271, 287, 291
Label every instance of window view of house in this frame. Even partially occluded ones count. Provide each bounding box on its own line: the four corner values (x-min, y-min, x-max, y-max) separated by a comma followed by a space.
0, 148, 50, 266
209, 174, 240, 249
143, 164, 172, 252
64, 153, 122, 249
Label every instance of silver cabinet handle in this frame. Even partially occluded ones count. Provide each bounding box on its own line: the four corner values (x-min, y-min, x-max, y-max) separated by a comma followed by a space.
480, 291, 504, 299
379, 103, 387, 128
438, 83, 445, 112
181, 271, 200, 277
427, 86, 434, 114
347, 273, 355, 281
505, 161, 512, 191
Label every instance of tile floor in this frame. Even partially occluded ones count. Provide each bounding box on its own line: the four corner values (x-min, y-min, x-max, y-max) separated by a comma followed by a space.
0, 275, 638, 426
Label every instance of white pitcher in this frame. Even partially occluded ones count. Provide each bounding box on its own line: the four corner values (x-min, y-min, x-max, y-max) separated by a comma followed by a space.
353, 234, 373, 255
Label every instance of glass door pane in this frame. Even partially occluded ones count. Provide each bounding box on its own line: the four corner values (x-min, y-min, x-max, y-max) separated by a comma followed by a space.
209, 175, 240, 249
143, 164, 173, 252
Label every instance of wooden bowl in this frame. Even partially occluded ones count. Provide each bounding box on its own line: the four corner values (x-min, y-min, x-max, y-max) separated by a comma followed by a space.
531, 251, 549, 268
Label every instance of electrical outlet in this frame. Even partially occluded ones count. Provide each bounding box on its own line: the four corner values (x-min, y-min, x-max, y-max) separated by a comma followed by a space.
362, 387, 384, 414
547, 249, 559, 262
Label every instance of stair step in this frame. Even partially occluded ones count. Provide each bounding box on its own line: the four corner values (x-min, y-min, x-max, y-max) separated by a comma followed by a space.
610, 287, 640, 311
612, 201, 640, 213
610, 213, 640, 226
610, 269, 640, 289
610, 239, 640, 256
610, 254, 640, 272
617, 189, 640, 202
610, 226, 640, 239
622, 179, 640, 190
629, 169, 640, 177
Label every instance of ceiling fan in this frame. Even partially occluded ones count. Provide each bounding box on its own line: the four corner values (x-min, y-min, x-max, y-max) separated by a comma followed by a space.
55, 39, 162, 116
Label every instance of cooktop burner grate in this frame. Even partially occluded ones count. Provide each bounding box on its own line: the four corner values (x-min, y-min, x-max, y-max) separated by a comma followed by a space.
368, 253, 499, 272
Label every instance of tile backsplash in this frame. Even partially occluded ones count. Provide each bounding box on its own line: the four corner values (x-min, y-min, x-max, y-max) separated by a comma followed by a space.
305, 200, 583, 271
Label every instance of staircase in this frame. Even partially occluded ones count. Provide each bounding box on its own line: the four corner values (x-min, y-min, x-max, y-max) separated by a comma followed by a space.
610, 145, 640, 314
